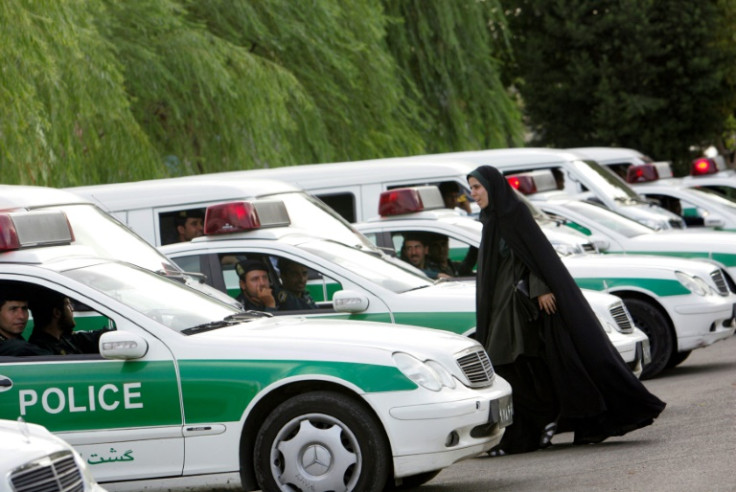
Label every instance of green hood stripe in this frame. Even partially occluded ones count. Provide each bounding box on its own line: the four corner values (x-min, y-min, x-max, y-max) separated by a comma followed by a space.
625, 250, 736, 267
178, 359, 416, 423
574, 277, 690, 296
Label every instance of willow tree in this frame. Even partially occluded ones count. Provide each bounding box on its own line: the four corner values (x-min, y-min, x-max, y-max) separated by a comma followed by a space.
382, 0, 524, 152
185, 0, 426, 164
94, 0, 328, 175
0, 0, 160, 186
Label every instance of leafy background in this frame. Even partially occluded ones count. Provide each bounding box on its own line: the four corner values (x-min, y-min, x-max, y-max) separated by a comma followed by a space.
1, 0, 734, 186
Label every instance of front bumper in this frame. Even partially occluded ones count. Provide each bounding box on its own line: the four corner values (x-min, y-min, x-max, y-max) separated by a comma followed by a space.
364, 376, 513, 478
670, 298, 736, 351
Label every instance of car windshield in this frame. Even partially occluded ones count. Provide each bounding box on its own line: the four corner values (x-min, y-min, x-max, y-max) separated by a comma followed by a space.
44, 204, 181, 275
298, 239, 434, 293
264, 192, 380, 253
571, 159, 642, 202
689, 187, 736, 212
64, 262, 240, 332
563, 201, 656, 238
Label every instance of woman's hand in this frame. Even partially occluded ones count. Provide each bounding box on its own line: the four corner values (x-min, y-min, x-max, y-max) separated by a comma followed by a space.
538, 293, 557, 315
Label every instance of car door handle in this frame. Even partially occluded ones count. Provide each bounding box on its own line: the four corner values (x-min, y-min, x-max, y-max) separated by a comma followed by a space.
0, 376, 13, 392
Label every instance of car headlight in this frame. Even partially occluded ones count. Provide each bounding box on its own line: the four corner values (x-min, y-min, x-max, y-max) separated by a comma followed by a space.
393, 352, 456, 391
675, 271, 711, 296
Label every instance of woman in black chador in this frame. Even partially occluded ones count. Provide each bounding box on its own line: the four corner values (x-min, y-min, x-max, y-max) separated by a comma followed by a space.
468, 165, 665, 455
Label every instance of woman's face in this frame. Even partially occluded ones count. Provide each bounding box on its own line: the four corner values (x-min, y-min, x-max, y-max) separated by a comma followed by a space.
468, 176, 488, 209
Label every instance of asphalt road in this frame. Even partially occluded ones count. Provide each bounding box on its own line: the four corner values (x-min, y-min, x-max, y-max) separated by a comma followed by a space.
411, 334, 736, 492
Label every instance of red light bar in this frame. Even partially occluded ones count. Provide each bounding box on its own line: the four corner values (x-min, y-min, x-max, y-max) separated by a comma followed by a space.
204, 202, 260, 235
626, 164, 659, 183
691, 157, 718, 176
506, 175, 537, 195
0, 211, 74, 252
379, 188, 424, 216
0, 215, 20, 250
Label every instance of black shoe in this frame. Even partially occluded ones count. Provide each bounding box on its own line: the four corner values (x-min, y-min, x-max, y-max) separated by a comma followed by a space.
539, 422, 557, 449
488, 447, 507, 457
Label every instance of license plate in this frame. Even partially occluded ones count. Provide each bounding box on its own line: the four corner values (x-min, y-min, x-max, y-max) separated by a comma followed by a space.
489, 395, 513, 428
641, 339, 652, 366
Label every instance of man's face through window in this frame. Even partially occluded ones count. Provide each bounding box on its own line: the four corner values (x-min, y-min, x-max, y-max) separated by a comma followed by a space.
402, 240, 427, 268
240, 269, 271, 299
281, 264, 309, 294
0, 300, 29, 339
178, 217, 204, 241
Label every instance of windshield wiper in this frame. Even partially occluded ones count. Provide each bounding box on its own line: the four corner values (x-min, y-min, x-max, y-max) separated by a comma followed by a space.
182, 311, 272, 335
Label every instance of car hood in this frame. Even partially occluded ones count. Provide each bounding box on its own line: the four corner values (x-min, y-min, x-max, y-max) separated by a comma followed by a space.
563, 253, 722, 278
0, 419, 69, 468
630, 230, 736, 253
187, 316, 484, 365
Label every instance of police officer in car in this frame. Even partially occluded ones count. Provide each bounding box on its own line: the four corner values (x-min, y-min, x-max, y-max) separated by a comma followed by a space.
0, 286, 50, 356
175, 209, 205, 242
277, 258, 317, 311
236, 259, 278, 313
29, 290, 112, 355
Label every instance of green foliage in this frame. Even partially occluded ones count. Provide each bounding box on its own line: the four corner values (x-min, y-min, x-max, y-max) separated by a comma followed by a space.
1, 0, 524, 185
383, 0, 524, 151
185, 0, 426, 164
0, 0, 161, 186
502, 0, 736, 166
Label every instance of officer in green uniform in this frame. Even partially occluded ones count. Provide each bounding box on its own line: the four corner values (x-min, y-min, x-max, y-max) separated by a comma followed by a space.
277, 258, 317, 311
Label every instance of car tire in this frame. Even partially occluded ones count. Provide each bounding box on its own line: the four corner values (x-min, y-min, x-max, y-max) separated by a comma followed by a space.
666, 349, 692, 368
254, 391, 390, 492
388, 469, 442, 489
623, 298, 673, 380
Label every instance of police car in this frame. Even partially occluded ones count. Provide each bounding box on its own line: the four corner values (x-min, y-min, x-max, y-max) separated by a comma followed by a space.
159, 200, 651, 378
571, 146, 736, 201
411, 147, 685, 230
0, 210, 513, 491
0, 418, 106, 492
0, 184, 240, 309
570, 147, 736, 229
355, 186, 736, 379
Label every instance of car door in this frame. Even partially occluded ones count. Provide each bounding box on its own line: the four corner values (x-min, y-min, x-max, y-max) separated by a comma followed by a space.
0, 279, 184, 483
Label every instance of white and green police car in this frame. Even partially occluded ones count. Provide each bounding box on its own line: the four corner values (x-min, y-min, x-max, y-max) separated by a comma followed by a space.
355, 186, 736, 379
0, 210, 513, 491
159, 200, 651, 378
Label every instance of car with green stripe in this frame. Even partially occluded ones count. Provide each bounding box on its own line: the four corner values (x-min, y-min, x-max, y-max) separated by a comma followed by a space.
354, 187, 736, 379
0, 209, 512, 492
159, 200, 652, 380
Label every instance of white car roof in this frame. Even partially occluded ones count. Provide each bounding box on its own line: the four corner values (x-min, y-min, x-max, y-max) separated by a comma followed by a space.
66, 177, 303, 212
0, 185, 91, 209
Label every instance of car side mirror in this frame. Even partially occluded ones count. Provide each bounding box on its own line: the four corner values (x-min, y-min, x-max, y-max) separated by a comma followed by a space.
332, 290, 370, 313
99, 331, 149, 360
589, 235, 610, 252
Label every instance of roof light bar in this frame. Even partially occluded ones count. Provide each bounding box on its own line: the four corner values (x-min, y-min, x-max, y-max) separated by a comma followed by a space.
626, 164, 659, 183
506, 175, 537, 195
505, 170, 558, 195
0, 211, 74, 252
204, 200, 290, 235
378, 186, 445, 217
691, 157, 719, 176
